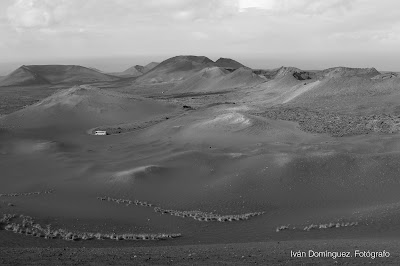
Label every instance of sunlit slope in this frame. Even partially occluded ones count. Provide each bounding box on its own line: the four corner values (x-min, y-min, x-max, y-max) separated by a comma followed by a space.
0, 85, 176, 130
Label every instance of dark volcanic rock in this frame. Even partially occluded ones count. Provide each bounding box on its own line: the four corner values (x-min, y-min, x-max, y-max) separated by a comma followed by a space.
253, 107, 400, 137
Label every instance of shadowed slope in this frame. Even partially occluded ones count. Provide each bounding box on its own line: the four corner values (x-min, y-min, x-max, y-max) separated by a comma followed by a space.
0, 66, 51, 86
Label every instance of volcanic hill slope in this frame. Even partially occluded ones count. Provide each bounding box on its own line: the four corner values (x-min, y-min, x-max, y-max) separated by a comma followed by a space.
0, 85, 177, 131
316, 66, 380, 79
0, 65, 119, 87
214, 57, 247, 69
242, 65, 400, 111
0, 66, 50, 86
114, 62, 160, 77
134, 55, 215, 84
131, 55, 265, 94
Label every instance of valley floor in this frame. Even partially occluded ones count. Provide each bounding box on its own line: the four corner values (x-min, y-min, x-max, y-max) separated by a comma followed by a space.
1, 238, 399, 265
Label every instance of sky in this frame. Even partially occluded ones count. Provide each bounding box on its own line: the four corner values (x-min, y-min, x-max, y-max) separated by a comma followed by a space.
1, 0, 400, 74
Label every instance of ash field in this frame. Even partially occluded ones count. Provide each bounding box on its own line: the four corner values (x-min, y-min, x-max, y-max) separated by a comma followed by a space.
2, 56, 400, 264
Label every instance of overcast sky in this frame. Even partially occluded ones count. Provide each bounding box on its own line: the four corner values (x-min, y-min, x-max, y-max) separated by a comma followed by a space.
1, 0, 400, 74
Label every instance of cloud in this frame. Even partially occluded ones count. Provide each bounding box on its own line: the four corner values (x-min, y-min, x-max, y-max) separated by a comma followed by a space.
1, 0, 400, 71
5, 0, 239, 32
7, 0, 52, 29
191, 31, 209, 40
238, 0, 355, 15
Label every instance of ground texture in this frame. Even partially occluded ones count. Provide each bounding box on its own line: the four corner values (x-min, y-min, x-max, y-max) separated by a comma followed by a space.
1, 239, 399, 265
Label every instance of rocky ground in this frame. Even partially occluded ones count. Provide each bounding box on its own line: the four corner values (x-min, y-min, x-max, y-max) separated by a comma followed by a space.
252, 107, 400, 137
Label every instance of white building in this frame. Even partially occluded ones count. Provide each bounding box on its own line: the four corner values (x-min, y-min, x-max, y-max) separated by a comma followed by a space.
94, 131, 107, 135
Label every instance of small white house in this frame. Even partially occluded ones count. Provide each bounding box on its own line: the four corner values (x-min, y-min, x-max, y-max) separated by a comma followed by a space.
94, 130, 107, 135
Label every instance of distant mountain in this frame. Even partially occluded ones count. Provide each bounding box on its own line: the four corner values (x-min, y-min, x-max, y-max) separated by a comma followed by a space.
88, 67, 104, 73
134, 55, 215, 84
215, 58, 246, 69
119, 65, 145, 77
142, 62, 159, 73
114, 62, 160, 77
0, 66, 51, 86
316, 67, 380, 79
244, 65, 400, 114
0, 65, 119, 86
132, 55, 265, 94
253, 66, 316, 80
215, 67, 264, 88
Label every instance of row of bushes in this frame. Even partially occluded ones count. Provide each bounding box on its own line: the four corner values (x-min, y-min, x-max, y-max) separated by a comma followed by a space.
276, 221, 359, 232
98, 196, 264, 223
0, 189, 53, 197
0, 214, 181, 241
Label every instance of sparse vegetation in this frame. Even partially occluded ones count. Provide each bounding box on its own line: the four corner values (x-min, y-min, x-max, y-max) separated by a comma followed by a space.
275, 221, 359, 232
0, 213, 181, 241
97, 196, 264, 222
0, 189, 54, 197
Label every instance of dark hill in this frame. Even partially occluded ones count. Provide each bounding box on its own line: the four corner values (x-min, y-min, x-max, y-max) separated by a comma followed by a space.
0, 65, 119, 86
134, 55, 215, 84
215, 58, 246, 69
0, 66, 51, 86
